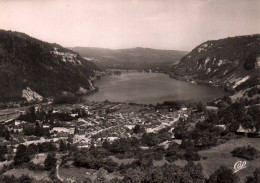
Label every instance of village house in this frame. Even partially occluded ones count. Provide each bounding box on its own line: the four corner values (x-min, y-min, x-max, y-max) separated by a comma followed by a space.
236, 125, 260, 137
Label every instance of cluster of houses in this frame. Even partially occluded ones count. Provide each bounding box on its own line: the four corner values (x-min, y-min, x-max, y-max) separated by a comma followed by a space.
2, 100, 258, 159
1, 101, 191, 151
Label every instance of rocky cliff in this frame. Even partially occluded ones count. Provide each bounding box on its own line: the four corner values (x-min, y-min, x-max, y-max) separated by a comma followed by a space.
171, 34, 260, 93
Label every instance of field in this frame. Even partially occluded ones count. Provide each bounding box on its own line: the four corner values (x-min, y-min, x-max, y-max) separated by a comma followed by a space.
109, 155, 136, 165
59, 167, 123, 182
3, 168, 50, 181
31, 153, 47, 165
198, 137, 260, 182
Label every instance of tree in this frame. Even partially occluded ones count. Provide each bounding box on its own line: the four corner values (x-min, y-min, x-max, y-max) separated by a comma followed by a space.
231, 146, 259, 160
144, 167, 164, 183
133, 125, 144, 134
245, 168, 260, 183
59, 140, 67, 152
157, 129, 171, 142
38, 142, 57, 153
165, 142, 183, 162
49, 168, 57, 180
197, 102, 206, 113
122, 167, 145, 183
83, 178, 93, 183
180, 172, 193, 183
0, 124, 10, 140
19, 174, 33, 183
247, 105, 260, 131
230, 103, 246, 123
206, 165, 239, 183
19, 106, 37, 122
184, 162, 205, 183
95, 168, 108, 183
74, 126, 79, 135
191, 125, 219, 148
102, 140, 111, 150
0, 145, 8, 161
110, 138, 133, 153
0, 175, 18, 183
23, 124, 35, 136
172, 120, 189, 139
109, 178, 122, 183
4, 129, 10, 140
27, 143, 38, 156
219, 109, 235, 125
44, 153, 57, 171
228, 122, 240, 133
242, 115, 255, 129
0, 124, 5, 137
141, 133, 160, 147
161, 164, 183, 183
0, 174, 33, 183
206, 111, 219, 125
34, 121, 44, 136
14, 144, 30, 165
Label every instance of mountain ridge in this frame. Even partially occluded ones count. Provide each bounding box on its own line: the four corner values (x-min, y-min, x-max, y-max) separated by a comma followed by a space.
171, 34, 260, 102
0, 30, 99, 102
69, 47, 188, 72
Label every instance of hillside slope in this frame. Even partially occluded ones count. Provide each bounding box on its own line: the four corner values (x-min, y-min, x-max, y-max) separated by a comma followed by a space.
70, 47, 187, 72
0, 30, 99, 102
171, 35, 260, 94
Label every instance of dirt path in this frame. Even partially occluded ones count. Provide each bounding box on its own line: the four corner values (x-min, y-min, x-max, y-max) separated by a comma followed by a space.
56, 163, 64, 182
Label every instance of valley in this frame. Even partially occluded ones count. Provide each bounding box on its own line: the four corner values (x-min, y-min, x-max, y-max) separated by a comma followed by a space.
1, 0, 260, 182
0, 31, 259, 183
69, 47, 187, 72
0, 97, 259, 183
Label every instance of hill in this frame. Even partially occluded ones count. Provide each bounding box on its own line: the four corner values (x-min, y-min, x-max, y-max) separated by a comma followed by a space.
0, 30, 99, 102
69, 47, 187, 72
171, 34, 260, 101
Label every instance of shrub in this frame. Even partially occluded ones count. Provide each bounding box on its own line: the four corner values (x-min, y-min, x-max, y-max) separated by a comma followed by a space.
184, 162, 205, 183
44, 153, 57, 171
27, 162, 45, 171
231, 145, 259, 160
0, 174, 34, 183
14, 144, 30, 165
245, 168, 260, 183
207, 165, 239, 183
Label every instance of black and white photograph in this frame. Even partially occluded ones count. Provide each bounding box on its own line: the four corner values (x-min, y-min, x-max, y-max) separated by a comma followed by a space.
0, 0, 259, 182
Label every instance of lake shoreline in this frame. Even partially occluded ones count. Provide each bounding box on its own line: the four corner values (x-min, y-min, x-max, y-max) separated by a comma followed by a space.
168, 72, 234, 94
86, 71, 227, 105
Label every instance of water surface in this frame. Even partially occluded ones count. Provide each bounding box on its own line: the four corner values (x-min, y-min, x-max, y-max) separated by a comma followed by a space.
86, 72, 226, 104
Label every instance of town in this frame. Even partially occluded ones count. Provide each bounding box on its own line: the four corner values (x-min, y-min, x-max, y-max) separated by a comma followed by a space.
0, 97, 259, 183
0, 100, 188, 154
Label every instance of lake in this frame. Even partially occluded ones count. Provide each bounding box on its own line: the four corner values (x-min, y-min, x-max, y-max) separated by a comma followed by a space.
86, 72, 226, 104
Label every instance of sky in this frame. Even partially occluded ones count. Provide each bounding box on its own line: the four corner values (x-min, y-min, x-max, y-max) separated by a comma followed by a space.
0, 0, 259, 51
